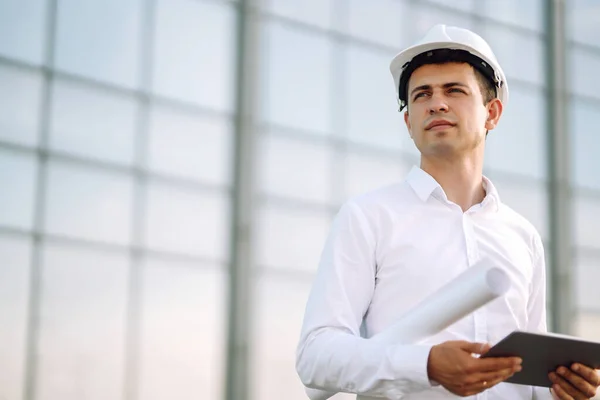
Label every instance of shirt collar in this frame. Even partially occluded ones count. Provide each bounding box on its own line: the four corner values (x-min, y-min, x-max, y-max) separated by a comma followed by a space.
406, 165, 501, 212
481, 175, 501, 212
406, 165, 441, 202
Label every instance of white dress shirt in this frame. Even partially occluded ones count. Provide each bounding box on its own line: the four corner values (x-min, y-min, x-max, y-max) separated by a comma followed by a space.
296, 166, 554, 400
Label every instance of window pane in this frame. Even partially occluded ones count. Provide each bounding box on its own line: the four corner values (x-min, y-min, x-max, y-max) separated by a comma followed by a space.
143, 183, 230, 260
574, 254, 600, 311
344, 0, 408, 49
0, 65, 42, 147
147, 104, 232, 185
426, 0, 475, 12
255, 204, 330, 272
574, 195, 600, 249
345, 44, 405, 151
572, 100, 600, 190
571, 49, 600, 99
0, 235, 31, 400
490, 178, 548, 240
0, 0, 47, 64
0, 150, 37, 230
258, 133, 333, 204
44, 161, 134, 245
50, 79, 138, 165
262, 21, 332, 135
138, 258, 225, 400
266, 0, 333, 29
342, 152, 409, 201
484, 86, 546, 179
152, 0, 235, 111
575, 312, 600, 341
569, 0, 600, 47
478, 0, 544, 32
480, 25, 545, 86
54, 0, 142, 88
36, 244, 128, 400
251, 275, 314, 400
543, 243, 553, 309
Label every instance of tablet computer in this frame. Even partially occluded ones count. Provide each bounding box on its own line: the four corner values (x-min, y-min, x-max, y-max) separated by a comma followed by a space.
480, 330, 600, 387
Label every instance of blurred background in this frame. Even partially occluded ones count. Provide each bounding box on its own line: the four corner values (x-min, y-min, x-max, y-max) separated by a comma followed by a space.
1, 0, 600, 399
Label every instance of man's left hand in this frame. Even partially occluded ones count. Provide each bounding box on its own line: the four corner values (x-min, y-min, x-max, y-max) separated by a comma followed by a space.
548, 363, 600, 399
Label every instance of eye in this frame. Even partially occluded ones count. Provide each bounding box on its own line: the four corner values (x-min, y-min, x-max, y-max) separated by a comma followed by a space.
448, 88, 465, 94
413, 92, 429, 101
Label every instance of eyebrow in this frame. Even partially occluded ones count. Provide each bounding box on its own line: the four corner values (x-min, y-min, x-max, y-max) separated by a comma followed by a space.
410, 82, 469, 98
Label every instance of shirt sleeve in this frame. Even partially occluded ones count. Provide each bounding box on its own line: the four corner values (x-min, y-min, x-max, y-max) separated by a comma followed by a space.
529, 233, 556, 400
295, 201, 435, 399
527, 232, 548, 335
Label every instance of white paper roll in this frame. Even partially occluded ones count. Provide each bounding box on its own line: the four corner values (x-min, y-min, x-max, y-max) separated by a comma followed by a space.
370, 261, 510, 344
304, 261, 510, 400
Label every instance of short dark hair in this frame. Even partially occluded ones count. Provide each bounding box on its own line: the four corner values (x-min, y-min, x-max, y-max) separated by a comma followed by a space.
472, 66, 496, 106
405, 61, 496, 109
400, 49, 499, 111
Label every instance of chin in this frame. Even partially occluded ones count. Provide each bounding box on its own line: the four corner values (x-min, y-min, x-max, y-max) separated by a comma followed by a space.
431, 144, 456, 155
419, 141, 458, 157
430, 129, 455, 138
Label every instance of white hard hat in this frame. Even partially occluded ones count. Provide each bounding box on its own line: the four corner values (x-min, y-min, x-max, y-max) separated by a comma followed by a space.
389, 24, 508, 111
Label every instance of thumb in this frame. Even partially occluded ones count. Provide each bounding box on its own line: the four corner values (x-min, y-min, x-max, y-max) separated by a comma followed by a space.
458, 341, 491, 355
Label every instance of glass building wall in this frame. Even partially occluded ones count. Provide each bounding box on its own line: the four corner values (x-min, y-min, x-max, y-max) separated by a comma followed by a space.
0, 1, 598, 399
568, 0, 600, 342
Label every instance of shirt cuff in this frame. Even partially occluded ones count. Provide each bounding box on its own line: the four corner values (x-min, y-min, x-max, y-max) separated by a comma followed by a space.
533, 386, 557, 400
389, 344, 436, 393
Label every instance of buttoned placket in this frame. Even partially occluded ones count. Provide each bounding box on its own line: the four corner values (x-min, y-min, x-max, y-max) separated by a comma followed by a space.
465, 204, 488, 400
433, 191, 492, 400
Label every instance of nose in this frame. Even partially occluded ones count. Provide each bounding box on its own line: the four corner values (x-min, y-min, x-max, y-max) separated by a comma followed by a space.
428, 92, 449, 114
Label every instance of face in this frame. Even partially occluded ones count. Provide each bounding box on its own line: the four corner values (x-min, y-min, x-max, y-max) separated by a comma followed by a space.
403, 62, 502, 157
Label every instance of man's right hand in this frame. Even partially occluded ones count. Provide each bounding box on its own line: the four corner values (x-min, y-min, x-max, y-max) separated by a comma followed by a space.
427, 340, 522, 397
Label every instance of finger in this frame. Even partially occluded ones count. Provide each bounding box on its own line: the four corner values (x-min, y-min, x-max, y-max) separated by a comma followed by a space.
551, 383, 575, 400
458, 341, 491, 355
556, 366, 598, 399
463, 365, 521, 390
472, 365, 521, 385
571, 363, 600, 387
549, 372, 586, 400
457, 377, 502, 397
464, 374, 506, 392
476, 356, 522, 372
480, 364, 522, 383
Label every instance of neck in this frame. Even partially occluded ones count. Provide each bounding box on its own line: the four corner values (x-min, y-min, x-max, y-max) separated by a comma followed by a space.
420, 153, 485, 212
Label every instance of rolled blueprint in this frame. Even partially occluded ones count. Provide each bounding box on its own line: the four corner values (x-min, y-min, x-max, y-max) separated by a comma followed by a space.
305, 261, 511, 400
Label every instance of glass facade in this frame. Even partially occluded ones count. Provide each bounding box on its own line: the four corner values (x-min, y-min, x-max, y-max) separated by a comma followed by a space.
568, 0, 600, 354
0, 1, 597, 399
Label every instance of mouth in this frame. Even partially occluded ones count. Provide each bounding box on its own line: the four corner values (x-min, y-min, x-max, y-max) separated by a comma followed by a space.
425, 120, 456, 131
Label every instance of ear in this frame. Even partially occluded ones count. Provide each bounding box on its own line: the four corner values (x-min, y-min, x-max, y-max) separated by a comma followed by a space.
404, 111, 413, 137
485, 98, 503, 131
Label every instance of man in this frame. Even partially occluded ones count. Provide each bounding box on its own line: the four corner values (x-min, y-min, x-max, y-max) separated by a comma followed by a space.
295, 25, 600, 400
